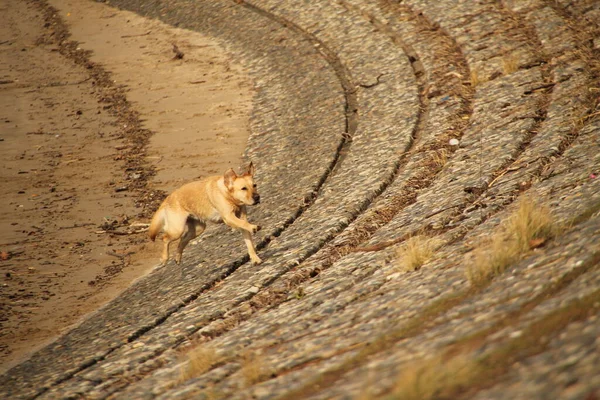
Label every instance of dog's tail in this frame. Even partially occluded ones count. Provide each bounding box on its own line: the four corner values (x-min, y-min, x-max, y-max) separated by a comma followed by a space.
148, 206, 165, 241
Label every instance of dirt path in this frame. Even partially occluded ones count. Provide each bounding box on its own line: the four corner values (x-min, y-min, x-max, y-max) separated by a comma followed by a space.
0, 0, 252, 373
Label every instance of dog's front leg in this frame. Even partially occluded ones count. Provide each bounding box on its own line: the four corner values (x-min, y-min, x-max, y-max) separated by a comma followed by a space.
241, 229, 262, 265
223, 214, 260, 234
237, 206, 262, 265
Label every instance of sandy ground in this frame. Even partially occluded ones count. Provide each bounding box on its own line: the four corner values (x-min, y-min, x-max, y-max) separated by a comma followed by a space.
0, 0, 252, 373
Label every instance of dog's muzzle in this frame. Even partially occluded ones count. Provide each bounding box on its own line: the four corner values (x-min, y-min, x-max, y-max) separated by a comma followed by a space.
253, 194, 261, 204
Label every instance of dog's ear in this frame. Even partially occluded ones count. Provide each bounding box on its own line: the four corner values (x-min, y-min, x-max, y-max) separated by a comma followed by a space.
224, 168, 237, 189
244, 162, 255, 176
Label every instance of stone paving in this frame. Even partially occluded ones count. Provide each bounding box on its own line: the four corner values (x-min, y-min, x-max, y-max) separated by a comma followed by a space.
1, 0, 599, 399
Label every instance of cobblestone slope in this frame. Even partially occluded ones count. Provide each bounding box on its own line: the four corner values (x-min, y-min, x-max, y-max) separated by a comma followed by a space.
2, 0, 599, 399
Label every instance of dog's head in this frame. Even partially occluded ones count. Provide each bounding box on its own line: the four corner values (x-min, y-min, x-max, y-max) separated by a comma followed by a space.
223, 162, 260, 206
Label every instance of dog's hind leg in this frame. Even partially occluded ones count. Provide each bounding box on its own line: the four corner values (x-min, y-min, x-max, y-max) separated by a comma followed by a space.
160, 211, 188, 265
175, 218, 205, 265
161, 236, 173, 266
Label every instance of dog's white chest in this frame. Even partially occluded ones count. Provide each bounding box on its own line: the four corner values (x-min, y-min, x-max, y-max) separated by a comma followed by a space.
206, 209, 223, 223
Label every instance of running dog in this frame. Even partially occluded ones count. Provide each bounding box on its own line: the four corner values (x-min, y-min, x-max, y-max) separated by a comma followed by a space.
149, 163, 262, 265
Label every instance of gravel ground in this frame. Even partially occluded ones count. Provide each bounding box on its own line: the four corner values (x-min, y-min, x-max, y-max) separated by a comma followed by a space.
1, 0, 599, 399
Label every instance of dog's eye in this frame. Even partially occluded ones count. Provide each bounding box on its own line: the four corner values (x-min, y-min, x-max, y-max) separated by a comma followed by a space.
241, 187, 247, 191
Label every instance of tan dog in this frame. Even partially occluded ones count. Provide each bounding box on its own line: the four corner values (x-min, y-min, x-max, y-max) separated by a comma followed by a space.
149, 163, 262, 265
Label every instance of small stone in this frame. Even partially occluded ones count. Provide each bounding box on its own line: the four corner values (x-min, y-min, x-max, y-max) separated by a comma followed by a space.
449, 138, 459, 146
386, 272, 401, 281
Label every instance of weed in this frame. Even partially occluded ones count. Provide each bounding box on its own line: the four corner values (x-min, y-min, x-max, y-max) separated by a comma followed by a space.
505, 196, 556, 252
241, 350, 271, 387
470, 69, 486, 87
179, 345, 220, 383
396, 235, 435, 272
466, 234, 520, 286
275, 289, 473, 400
390, 354, 478, 400
430, 148, 449, 169
502, 54, 518, 75
388, 287, 600, 400
466, 196, 557, 286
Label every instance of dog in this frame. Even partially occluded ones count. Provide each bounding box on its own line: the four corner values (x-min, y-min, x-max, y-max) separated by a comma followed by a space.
149, 162, 262, 265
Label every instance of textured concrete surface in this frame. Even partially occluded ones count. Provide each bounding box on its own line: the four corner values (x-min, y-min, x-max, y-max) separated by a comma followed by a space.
1, 0, 599, 399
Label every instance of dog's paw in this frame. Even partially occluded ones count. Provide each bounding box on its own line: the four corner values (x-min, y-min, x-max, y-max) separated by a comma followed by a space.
251, 257, 263, 265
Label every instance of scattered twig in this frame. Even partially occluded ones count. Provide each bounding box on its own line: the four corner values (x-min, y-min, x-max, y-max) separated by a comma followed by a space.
121, 31, 151, 38
95, 227, 148, 235
106, 250, 134, 259
524, 82, 555, 94
130, 222, 150, 228
354, 232, 411, 252
488, 163, 529, 188
358, 73, 386, 89
583, 110, 600, 122
58, 222, 95, 230
424, 204, 461, 220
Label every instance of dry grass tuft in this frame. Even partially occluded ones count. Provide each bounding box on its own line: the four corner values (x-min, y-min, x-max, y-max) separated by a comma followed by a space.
389, 288, 600, 400
396, 235, 436, 272
470, 69, 485, 87
240, 350, 271, 387
430, 148, 449, 169
502, 54, 519, 75
466, 235, 520, 286
466, 196, 557, 286
179, 345, 221, 383
390, 354, 478, 400
506, 197, 556, 252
